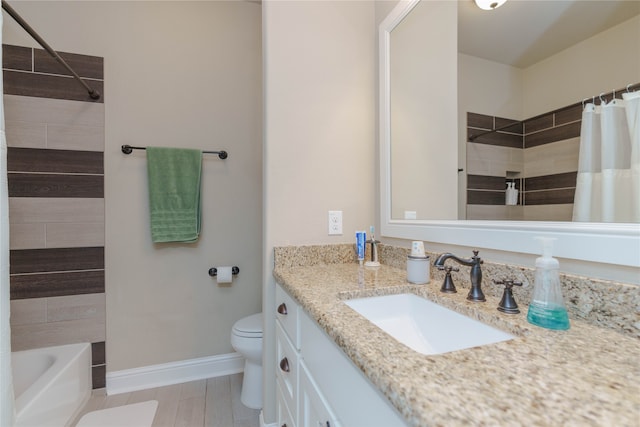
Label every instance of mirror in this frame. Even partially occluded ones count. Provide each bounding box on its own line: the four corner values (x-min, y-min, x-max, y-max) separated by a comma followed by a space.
379, 0, 639, 268
389, 0, 640, 222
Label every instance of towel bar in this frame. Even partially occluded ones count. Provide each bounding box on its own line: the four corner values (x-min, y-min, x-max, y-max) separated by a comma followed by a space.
121, 144, 228, 159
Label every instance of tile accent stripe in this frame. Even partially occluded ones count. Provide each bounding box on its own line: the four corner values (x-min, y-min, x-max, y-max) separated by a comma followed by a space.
524, 172, 577, 192
8, 173, 104, 198
3, 70, 105, 103
3, 45, 31, 71
467, 190, 506, 206
34, 49, 104, 80
524, 121, 581, 149
10, 247, 104, 274
10, 270, 105, 300
467, 112, 523, 149
524, 188, 576, 206
8, 148, 104, 174
2, 44, 103, 103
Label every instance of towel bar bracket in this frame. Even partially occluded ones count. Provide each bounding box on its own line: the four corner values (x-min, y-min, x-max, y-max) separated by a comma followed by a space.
121, 144, 228, 160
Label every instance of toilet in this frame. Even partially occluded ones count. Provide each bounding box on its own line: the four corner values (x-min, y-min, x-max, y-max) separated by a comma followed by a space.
231, 312, 263, 409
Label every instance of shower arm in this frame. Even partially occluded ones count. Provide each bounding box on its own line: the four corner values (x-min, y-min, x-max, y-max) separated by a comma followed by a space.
1, 0, 101, 100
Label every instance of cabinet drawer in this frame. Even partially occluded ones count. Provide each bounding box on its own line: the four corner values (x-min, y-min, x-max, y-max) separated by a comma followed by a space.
300, 362, 340, 427
276, 283, 300, 349
276, 321, 298, 421
277, 376, 296, 427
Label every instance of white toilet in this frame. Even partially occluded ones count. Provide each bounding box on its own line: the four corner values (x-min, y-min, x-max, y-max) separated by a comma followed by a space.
231, 312, 263, 409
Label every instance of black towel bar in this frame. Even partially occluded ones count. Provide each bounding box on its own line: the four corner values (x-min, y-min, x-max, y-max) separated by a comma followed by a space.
121, 144, 228, 159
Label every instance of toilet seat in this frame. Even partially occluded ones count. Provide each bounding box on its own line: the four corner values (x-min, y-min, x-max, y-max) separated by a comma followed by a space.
232, 313, 263, 338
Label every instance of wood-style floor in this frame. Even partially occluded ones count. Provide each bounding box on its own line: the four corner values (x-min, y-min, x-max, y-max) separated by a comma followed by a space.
72, 373, 260, 427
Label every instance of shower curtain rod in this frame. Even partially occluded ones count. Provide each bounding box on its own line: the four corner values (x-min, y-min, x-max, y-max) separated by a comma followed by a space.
1, 0, 101, 100
468, 82, 640, 142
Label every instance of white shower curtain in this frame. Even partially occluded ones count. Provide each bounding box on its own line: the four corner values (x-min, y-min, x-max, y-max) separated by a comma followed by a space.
573, 91, 640, 223
0, 11, 16, 427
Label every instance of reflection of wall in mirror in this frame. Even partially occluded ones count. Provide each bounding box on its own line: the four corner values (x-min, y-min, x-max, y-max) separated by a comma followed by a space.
391, 0, 458, 220
459, 14, 640, 222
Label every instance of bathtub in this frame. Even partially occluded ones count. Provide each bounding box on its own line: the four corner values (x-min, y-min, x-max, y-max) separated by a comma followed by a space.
12, 343, 92, 427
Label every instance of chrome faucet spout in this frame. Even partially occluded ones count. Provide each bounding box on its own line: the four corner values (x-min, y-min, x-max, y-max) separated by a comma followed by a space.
434, 250, 485, 302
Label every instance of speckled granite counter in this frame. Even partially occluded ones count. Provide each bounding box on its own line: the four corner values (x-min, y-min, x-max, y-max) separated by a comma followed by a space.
273, 257, 639, 426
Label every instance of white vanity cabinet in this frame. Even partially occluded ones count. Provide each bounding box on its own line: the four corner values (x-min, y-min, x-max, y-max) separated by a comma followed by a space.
274, 283, 407, 427
275, 284, 301, 426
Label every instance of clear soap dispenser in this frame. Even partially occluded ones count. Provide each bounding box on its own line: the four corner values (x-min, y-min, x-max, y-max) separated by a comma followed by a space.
526, 237, 570, 330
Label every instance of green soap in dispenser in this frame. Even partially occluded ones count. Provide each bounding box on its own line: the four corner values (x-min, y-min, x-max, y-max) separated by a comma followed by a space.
526, 237, 570, 330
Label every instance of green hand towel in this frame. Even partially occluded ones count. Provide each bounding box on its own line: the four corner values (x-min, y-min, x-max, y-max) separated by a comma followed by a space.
146, 147, 202, 243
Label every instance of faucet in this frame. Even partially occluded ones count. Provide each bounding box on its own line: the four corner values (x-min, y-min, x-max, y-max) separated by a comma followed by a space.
434, 250, 485, 302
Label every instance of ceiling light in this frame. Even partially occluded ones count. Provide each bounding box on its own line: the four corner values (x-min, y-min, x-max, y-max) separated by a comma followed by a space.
475, 0, 507, 10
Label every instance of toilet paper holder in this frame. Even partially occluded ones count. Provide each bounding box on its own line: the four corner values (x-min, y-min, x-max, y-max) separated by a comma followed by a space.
208, 266, 240, 277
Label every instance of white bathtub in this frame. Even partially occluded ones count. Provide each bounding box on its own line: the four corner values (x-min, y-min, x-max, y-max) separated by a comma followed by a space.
12, 343, 92, 427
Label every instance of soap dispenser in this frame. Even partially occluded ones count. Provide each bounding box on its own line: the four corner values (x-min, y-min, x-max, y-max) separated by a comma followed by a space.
526, 237, 570, 330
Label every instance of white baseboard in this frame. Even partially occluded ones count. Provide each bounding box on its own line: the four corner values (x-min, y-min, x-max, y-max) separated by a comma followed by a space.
106, 352, 244, 395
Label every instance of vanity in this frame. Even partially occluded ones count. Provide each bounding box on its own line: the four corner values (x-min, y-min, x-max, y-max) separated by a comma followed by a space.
272, 245, 639, 427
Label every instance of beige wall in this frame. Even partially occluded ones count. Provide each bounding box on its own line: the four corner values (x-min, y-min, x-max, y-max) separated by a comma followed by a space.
262, 0, 376, 421
390, 0, 458, 221
4, 1, 263, 371
459, 15, 640, 122
523, 15, 640, 117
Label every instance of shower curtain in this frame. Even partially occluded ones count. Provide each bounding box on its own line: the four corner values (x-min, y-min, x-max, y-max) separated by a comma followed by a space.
0, 11, 16, 427
573, 91, 640, 223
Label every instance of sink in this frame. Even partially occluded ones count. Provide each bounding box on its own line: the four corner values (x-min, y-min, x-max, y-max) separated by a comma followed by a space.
344, 293, 514, 355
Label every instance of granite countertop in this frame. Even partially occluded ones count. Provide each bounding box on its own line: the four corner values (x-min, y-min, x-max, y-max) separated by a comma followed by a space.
273, 263, 640, 427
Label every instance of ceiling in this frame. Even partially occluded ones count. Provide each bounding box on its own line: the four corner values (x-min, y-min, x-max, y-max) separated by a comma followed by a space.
458, 0, 640, 68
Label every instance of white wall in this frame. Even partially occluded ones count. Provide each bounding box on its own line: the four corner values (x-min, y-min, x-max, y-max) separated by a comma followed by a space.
262, 0, 376, 421
3, 1, 263, 371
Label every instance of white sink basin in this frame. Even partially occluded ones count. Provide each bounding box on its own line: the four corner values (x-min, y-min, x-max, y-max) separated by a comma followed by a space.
344, 293, 514, 355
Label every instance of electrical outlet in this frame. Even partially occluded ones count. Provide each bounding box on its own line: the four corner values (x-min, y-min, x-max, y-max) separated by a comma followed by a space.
328, 210, 343, 235
404, 210, 417, 220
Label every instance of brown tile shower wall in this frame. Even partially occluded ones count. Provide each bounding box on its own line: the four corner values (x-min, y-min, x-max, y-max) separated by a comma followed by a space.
466, 108, 581, 220
466, 112, 524, 218
3, 44, 106, 389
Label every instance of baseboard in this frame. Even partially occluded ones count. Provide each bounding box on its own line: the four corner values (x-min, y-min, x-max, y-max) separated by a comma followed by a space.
106, 352, 244, 395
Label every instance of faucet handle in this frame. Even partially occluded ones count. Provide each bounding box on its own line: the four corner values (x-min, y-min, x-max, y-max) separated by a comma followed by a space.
438, 265, 459, 293
493, 279, 522, 314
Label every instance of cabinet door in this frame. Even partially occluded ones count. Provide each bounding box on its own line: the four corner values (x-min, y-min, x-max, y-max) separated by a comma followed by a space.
277, 377, 296, 427
300, 311, 406, 426
299, 362, 340, 427
276, 321, 298, 421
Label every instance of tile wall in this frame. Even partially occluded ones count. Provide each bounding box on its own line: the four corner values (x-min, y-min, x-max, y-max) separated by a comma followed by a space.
3, 44, 106, 388
466, 107, 580, 221
465, 86, 636, 221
